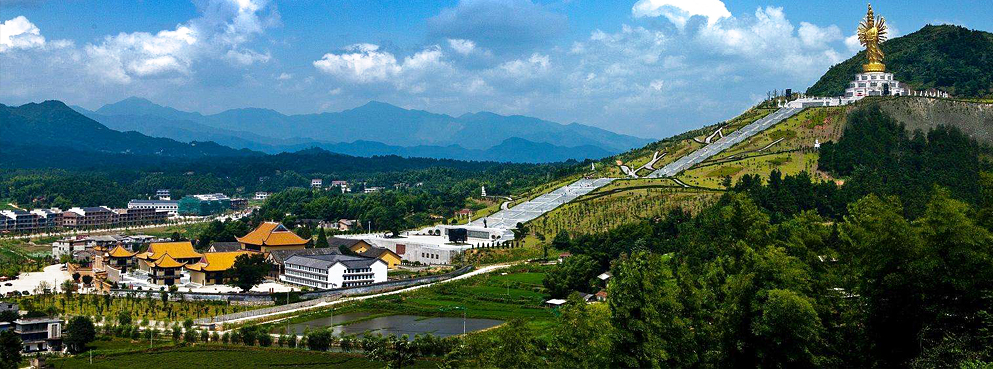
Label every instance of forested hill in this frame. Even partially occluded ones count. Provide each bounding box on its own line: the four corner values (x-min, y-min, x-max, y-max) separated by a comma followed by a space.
807, 25, 993, 98
0, 100, 257, 158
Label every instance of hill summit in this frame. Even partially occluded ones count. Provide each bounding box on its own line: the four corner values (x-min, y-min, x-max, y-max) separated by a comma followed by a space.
807, 25, 993, 98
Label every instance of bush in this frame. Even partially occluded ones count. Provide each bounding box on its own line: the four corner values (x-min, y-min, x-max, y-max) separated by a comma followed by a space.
221, 332, 230, 344
258, 334, 272, 347
306, 330, 334, 352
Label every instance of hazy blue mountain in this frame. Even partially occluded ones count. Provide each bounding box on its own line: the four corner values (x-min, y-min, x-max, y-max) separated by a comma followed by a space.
83, 97, 651, 161
317, 137, 611, 163
0, 100, 257, 159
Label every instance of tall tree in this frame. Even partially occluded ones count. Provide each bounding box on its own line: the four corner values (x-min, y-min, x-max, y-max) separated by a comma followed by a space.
0, 330, 21, 369
226, 253, 268, 292
315, 227, 328, 248
63, 316, 96, 354
608, 251, 695, 368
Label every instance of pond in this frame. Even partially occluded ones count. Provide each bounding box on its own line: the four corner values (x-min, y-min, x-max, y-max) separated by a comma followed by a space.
272, 313, 504, 339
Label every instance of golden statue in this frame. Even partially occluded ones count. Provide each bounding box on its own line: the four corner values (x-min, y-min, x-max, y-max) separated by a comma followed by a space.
858, 4, 888, 72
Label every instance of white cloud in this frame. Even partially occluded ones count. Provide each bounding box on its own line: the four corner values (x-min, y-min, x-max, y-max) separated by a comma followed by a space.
313, 44, 402, 83
277, 72, 292, 80
0, 16, 46, 52
84, 0, 276, 83
632, 0, 731, 28
498, 53, 550, 77
798, 22, 842, 49
447, 39, 476, 55
313, 44, 451, 93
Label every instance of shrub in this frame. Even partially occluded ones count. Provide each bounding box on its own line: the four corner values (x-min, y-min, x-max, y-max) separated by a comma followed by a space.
258, 334, 272, 347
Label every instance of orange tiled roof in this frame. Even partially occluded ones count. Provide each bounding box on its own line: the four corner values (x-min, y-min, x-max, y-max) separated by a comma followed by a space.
185, 251, 257, 272
236, 222, 308, 246
144, 241, 202, 260
107, 245, 136, 258
152, 254, 184, 268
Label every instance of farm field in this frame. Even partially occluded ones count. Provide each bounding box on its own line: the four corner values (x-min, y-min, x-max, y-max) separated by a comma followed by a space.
14, 294, 258, 323
48, 345, 437, 369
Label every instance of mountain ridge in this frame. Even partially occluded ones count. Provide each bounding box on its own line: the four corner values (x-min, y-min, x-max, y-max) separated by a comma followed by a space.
78, 97, 652, 160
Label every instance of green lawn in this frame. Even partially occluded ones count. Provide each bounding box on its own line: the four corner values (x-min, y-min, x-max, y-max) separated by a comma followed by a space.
272, 265, 555, 329
48, 345, 437, 368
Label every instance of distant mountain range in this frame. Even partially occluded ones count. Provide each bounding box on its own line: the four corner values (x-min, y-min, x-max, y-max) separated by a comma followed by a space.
1, 101, 257, 159
71, 97, 651, 163
808, 25, 993, 98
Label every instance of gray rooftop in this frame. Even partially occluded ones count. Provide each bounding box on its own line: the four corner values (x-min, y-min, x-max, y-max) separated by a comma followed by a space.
268, 248, 339, 264
285, 253, 380, 270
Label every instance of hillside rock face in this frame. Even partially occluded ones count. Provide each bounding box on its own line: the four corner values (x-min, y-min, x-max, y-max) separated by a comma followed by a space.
875, 98, 993, 145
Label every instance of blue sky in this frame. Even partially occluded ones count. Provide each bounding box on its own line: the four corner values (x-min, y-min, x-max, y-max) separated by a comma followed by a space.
2, 0, 989, 138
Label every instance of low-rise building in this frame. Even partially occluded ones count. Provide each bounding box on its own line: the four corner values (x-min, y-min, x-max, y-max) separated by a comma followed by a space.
254, 192, 270, 200
281, 254, 387, 289
156, 189, 171, 200
265, 248, 340, 277
114, 207, 168, 226
52, 236, 92, 258
127, 199, 179, 216
14, 317, 63, 352
311, 179, 323, 189
0, 301, 17, 313
62, 206, 116, 228
358, 247, 402, 269
177, 193, 231, 216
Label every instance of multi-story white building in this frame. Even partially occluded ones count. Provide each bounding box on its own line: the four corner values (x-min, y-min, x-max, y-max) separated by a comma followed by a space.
254, 192, 270, 200
156, 189, 171, 201
14, 317, 63, 352
281, 254, 387, 289
127, 199, 179, 216
311, 179, 323, 189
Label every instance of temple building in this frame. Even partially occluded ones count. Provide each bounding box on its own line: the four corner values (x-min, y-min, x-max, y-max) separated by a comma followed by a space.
105, 245, 136, 273
236, 222, 309, 252
185, 250, 258, 285
136, 241, 203, 272
148, 254, 185, 286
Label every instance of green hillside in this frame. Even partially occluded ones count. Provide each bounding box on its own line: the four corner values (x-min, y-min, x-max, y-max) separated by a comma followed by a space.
807, 25, 993, 98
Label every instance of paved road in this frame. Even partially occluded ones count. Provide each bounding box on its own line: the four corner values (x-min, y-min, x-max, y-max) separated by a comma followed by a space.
648, 107, 802, 178
470, 177, 616, 230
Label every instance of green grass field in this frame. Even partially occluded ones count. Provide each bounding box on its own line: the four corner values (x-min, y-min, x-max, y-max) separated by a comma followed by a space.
273, 264, 554, 331
48, 344, 436, 368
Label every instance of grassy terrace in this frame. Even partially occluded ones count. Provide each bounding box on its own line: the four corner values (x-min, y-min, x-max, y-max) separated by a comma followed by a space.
528, 180, 719, 237
677, 106, 847, 188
